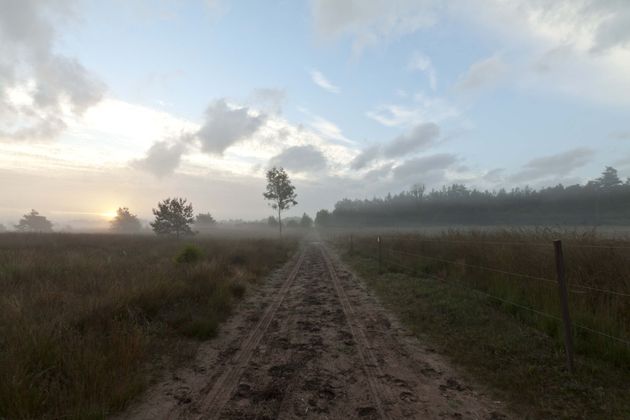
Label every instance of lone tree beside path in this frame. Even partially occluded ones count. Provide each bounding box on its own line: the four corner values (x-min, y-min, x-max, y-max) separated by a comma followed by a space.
151, 197, 195, 238
263, 167, 297, 237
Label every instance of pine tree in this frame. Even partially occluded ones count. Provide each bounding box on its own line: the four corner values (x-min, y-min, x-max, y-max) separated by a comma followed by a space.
150, 198, 195, 238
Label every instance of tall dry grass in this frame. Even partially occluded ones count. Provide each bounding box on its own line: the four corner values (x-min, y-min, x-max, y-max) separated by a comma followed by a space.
0, 233, 296, 419
342, 228, 630, 364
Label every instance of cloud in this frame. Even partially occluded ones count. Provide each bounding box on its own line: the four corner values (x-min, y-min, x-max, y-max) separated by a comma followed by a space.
408, 51, 437, 90
483, 168, 505, 183
451, 1, 630, 105
298, 108, 355, 145
133, 140, 188, 178
367, 93, 457, 127
116, 94, 359, 180
455, 54, 507, 92
310, 1, 630, 104
269, 145, 328, 173
609, 130, 630, 140
383, 122, 439, 158
392, 153, 457, 180
351, 122, 440, 169
250, 88, 286, 114
310, 69, 340, 93
592, 4, 630, 52
351, 145, 380, 170
509, 148, 594, 183
0, 114, 66, 141
310, 0, 437, 54
196, 99, 266, 155
0, 0, 105, 141
364, 162, 393, 180
308, 115, 352, 144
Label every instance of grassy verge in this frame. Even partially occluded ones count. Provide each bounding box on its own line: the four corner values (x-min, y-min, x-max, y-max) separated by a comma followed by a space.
337, 248, 630, 419
0, 233, 297, 419
338, 229, 630, 365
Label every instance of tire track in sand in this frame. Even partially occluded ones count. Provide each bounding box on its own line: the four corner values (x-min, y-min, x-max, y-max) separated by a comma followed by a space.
195, 250, 306, 420
320, 245, 393, 419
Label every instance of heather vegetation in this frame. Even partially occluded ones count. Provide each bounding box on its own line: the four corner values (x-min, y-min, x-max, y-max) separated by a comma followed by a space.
0, 233, 296, 419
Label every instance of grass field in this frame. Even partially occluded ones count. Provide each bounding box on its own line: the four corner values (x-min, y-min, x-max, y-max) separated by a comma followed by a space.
0, 233, 296, 420
330, 228, 630, 419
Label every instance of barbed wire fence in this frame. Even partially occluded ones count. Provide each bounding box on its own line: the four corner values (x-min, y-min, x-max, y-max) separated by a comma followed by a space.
330, 232, 630, 373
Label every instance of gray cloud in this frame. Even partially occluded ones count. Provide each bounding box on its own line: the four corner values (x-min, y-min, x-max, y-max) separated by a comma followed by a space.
393, 153, 457, 180
0, 0, 105, 141
509, 148, 594, 183
133, 140, 187, 178
0, 114, 66, 141
364, 163, 393, 181
351, 122, 440, 169
614, 154, 630, 168
133, 97, 268, 177
589, 1, 630, 52
351, 145, 380, 170
383, 122, 439, 158
269, 145, 327, 173
455, 55, 507, 93
311, 0, 436, 54
609, 130, 630, 140
197, 99, 266, 155
483, 168, 505, 183
250, 88, 286, 114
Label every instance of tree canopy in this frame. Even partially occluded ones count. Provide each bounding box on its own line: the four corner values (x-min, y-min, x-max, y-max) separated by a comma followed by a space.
150, 198, 195, 238
110, 207, 142, 234
15, 210, 53, 233
194, 212, 217, 234
315, 209, 331, 227
195, 212, 216, 226
300, 213, 313, 228
318, 166, 630, 227
263, 167, 297, 235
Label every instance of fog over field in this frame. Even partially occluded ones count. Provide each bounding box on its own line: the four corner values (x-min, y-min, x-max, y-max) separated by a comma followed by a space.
2, 0, 630, 230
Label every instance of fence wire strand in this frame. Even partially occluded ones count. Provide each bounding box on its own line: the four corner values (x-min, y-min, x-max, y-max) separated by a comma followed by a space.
347, 240, 630, 347
377, 235, 630, 251
386, 248, 630, 298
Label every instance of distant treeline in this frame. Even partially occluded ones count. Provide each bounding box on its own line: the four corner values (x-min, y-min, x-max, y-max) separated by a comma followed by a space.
316, 167, 630, 226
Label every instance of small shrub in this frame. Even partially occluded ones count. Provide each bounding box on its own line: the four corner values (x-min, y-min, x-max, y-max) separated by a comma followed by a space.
179, 316, 219, 339
230, 254, 247, 266
229, 280, 246, 298
174, 244, 203, 264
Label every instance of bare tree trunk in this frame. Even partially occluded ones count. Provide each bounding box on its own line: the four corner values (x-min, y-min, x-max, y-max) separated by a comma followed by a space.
278, 207, 282, 238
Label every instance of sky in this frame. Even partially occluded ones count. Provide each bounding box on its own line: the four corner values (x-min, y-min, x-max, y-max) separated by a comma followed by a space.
1, 0, 630, 228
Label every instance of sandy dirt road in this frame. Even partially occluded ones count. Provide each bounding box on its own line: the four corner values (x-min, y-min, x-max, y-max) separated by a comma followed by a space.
119, 241, 508, 419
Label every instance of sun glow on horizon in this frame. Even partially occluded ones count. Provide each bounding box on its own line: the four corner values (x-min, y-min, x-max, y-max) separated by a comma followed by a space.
100, 210, 118, 220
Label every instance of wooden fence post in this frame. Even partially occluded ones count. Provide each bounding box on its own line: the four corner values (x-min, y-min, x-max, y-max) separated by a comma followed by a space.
377, 235, 382, 273
554, 239, 574, 374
